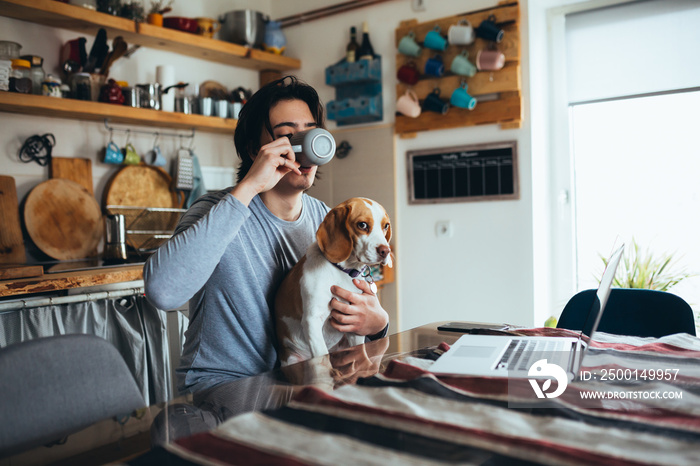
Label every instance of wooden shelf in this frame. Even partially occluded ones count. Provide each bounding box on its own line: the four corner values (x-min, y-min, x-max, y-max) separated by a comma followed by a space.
394, 1, 522, 135
0, 0, 301, 72
0, 265, 143, 298
0, 92, 237, 134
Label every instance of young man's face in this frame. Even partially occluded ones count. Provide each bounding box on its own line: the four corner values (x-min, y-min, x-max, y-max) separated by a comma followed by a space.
261, 98, 319, 192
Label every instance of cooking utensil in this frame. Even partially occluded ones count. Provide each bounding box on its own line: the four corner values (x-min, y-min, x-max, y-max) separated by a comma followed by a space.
84, 28, 108, 73
100, 36, 127, 76
24, 179, 103, 261
136, 82, 187, 110
0, 176, 26, 264
50, 156, 93, 195
104, 165, 184, 209
218, 10, 268, 48
104, 214, 127, 262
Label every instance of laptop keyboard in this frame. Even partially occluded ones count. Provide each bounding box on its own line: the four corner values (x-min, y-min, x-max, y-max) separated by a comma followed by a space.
496, 339, 569, 371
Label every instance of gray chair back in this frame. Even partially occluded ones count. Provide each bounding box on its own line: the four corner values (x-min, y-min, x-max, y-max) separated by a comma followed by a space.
0, 334, 145, 457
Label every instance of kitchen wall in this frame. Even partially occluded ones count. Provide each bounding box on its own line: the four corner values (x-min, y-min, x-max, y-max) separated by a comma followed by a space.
0, 0, 537, 331
279, 0, 535, 331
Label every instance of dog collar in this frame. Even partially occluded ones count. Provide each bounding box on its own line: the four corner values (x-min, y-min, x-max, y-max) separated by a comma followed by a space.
332, 263, 378, 293
333, 263, 367, 278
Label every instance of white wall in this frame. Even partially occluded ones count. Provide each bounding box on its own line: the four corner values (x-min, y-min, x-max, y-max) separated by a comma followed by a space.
281, 0, 535, 330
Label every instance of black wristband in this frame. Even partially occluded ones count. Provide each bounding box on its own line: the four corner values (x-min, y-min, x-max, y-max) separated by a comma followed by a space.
365, 324, 389, 341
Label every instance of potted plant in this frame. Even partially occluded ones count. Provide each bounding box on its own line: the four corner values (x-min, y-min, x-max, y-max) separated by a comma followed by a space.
600, 239, 693, 291
146, 0, 173, 26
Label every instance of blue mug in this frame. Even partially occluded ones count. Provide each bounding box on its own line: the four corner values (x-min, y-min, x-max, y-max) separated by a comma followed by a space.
450, 83, 477, 110
424, 55, 444, 77
103, 141, 124, 164
424, 26, 447, 51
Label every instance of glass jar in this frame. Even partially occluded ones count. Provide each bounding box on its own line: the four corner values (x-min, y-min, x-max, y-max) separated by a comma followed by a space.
0, 41, 21, 60
70, 72, 92, 100
20, 55, 45, 95
9, 59, 32, 93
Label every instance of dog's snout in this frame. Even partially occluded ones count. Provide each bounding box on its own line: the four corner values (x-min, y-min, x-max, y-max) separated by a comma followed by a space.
377, 245, 390, 259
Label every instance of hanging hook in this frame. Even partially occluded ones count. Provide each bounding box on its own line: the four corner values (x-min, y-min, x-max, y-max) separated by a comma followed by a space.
153, 131, 160, 148
125, 129, 131, 146
187, 131, 195, 152
109, 127, 114, 144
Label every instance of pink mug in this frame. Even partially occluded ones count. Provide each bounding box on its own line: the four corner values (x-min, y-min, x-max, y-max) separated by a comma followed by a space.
476, 48, 505, 71
396, 89, 421, 118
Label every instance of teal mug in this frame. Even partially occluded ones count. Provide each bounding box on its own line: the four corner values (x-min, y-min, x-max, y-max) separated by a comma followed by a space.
450, 50, 477, 77
424, 26, 447, 51
103, 141, 124, 164
398, 32, 422, 57
450, 83, 477, 110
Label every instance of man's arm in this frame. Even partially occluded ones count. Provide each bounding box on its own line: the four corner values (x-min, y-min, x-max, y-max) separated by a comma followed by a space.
143, 192, 250, 310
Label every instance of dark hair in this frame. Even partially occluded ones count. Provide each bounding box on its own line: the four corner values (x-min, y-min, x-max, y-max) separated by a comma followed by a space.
233, 75, 325, 183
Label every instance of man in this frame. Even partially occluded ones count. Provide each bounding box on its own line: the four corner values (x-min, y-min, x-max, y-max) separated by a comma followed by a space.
144, 76, 388, 393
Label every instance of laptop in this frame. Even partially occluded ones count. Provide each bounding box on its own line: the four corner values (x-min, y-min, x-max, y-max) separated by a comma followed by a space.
430, 243, 624, 379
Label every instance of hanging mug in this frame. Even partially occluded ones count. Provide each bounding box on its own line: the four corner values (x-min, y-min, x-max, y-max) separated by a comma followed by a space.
424, 55, 445, 78
147, 135, 166, 167
396, 89, 421, 118
450, 82, 477, 110
398, 31, 422, 57
450, 50, 477, 77
476, 47, 505, 71
423, 26, 447, 51
423, 88, 449, 115
103, 141, 124, 164
476, 15, 504, 43
123, 143, 140, 165
397, 61, 420, 85
448, 20, 475, 45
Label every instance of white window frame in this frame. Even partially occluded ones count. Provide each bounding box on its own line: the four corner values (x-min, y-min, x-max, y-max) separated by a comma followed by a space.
529, 0, 636, 326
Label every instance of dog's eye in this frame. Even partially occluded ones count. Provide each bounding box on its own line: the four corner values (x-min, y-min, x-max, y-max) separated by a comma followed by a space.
357, 222, 369, 231
383, 223, 390, 231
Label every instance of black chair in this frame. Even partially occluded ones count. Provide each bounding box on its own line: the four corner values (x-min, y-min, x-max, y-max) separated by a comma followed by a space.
0, 334, 146, 457
557, 288, 697, 338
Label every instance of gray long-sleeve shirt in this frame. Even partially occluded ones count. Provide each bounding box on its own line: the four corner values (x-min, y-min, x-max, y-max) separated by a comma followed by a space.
144, 190, 329, 393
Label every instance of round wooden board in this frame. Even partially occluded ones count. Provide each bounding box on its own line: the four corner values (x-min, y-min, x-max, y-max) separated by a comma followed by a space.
24, 179, 104, 260
104, 165, 181, 208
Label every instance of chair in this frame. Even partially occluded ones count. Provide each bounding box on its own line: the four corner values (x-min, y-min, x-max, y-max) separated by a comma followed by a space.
0, 334, 146, 457
557, 288, 697, 338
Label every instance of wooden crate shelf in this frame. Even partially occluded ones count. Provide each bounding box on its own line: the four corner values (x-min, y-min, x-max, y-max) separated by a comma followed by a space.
394, 1, 522, 135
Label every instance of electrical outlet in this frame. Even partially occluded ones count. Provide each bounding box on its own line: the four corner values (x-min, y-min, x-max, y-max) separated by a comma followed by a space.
412, 0, 426, 12
435, 220, 453, 238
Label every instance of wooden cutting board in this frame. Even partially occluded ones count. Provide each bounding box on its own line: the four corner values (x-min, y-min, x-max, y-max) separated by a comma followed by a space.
103, 165, 184, 208
24, 179, 103, 261
0, 175, 26, 264
50, 156, 93, 195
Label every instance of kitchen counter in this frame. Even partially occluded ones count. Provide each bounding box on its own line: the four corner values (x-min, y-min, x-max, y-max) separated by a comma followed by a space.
0, 264, 144, 298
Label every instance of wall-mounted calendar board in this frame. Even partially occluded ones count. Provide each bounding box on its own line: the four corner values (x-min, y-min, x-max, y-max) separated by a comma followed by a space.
407, 141, 519, 204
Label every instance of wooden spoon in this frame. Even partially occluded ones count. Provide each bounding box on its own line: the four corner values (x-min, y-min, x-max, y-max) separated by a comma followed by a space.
101, 36, 128, 76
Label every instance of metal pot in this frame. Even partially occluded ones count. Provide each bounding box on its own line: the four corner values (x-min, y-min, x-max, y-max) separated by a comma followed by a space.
218, 10, 268, 48
136, 82, 188, 110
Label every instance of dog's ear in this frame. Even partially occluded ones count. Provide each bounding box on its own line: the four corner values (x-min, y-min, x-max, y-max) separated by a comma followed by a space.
317, 205, 353, 263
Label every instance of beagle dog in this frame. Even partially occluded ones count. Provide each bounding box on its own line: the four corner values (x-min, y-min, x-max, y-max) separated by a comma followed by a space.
275, 197, 392, 367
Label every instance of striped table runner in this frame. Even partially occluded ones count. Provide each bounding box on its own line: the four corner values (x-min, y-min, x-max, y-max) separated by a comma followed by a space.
142, 331, 700, 465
